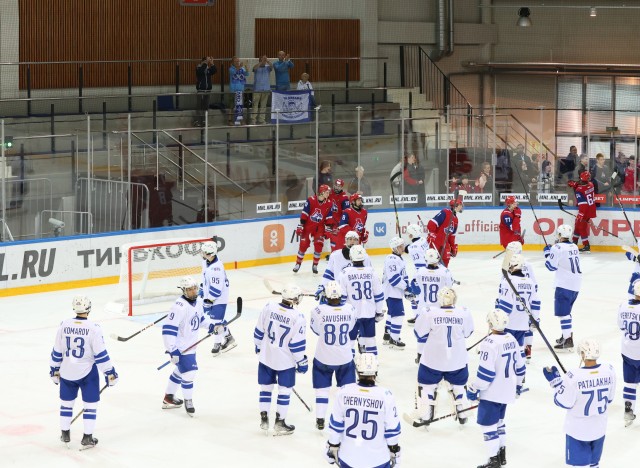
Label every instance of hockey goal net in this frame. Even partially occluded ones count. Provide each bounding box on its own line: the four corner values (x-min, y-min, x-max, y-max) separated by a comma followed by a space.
115, 237, 211, 316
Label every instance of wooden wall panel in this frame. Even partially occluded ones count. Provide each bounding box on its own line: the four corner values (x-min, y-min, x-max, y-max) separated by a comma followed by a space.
255, 19, 360, 83
19, 0, 236, 89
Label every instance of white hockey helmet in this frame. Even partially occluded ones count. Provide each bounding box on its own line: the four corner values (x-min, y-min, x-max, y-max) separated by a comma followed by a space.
324, 280, 342, 300
509, 254, 525, 272
577, 338, 601, 360
349, 245, 367, 262
356, 352, 378, 376
438, 287, 457, 307
72, 295, 91, 314
281, 284, 303, 305
179, 276, 199, 299
201, 241, 218, 258
425, 248, 441, 265
389, 236, 404, 253
557, 224, 573, 240
406, 224, 422, 239
487, 309, 509, 332
345, 230, 360, 247
506, 241, 523, 254
633, 280, 640, 297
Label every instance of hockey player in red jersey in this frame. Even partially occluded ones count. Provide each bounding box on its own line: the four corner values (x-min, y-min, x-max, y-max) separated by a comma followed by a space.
568, 171, 597, 252
499, 196, 524, 248
294, 184, 335, 274
328, 179, 350, 251
337, 193, 369, 247
426, 197, 463, 267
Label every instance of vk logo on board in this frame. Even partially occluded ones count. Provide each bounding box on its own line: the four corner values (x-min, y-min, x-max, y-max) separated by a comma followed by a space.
374, 223, 386, 236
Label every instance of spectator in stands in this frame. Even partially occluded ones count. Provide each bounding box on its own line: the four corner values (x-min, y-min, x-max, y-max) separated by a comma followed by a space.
474, 161, 493, 194
251, 55, 272, 125
590, 153, 610, 195
576, 154, 590, 175
541, 153, 552, 177
228, 57, 249, 125
458, 174, 474, 194
557, 145, 578, 184
448, 172, 462, 193
403, 153, 425, 205
510, 144, 537, 192
616, 151, 628, 181
297, 72, 315, 109
195, 57, 217, 127
347, 166, 372, 197
317, 160, 333, 189
623, 156, 638, 195
495, 147, 512, 195
273, 50, 294, 91
539, 155, 553, 193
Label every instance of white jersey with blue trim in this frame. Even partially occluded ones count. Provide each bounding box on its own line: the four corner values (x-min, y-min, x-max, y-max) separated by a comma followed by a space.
406, 237, 429, 270
496, 273, 540, 331
328, 383, 401, 468
321, 248, 372, 287
553, 364, 616, 441
340, 265, 384, 319
49, 317, 114, 381
618, 299, 640, 360
382, 253, 409, 299
545, 241, 582, 292
414, 305, 474, 371
310, 302, 357, 366
414, 265, 454, 312
254, 301, 307, 371
471, 333, 525, 404
522, 260, 538, 291
202, 257, 229, 305
625, 252, 640, 297
162, 296, 207, 355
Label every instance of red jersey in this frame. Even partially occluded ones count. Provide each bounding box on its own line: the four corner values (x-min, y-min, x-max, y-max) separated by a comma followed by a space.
499, 207, 522, 248
300, 195, 334, 233
427, 208, 458, 249
338, 206, 368, 241
574, 182, 597, 218
329, 191, 350, 225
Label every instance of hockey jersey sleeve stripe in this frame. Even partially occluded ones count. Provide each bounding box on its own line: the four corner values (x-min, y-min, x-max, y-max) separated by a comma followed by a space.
384, 422, 401, 438
162, 330, 178, 337
289, 340, 306, 353
626, 252, 636, 262
95, 354, 111, 364
496, 300, 512, 313
477, 372, 495, 383
323, 270, 335, 281
329, 415, 345, 431
515, 365, 526, 376
51, 350, 63, 358
544, 261, 558, 271
477, 365, 496, 377
163, 324, 179, 332
413, 329, 428, 343
254, 329, 265, 340
208, 286, 222, 297
50, 352, 63, 363
374, 293, 384, 302
388, 274, 402, 286
94, 350, 108, 360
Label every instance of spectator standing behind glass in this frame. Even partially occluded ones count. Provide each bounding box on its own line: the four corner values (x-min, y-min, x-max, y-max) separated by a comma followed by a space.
251, 55, 272, 125
229, 57, 249, 125
495, 147, 512, 195
347, 166, 372, 197
615, 152, 627, 183
590, 153, 610, 195
576, 154, 590, 175
510, 144, 536, 193
557, 145, 578, 185
195, 57, 217, 127
273, 50, 294, 91
403, 153, 425, 205
622, 156, 639, 195
317, 160, 333, 190
474, 162, 493, 194
297, 72, 316, 109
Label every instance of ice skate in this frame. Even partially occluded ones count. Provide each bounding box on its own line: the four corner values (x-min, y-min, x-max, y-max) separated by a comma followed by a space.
477, 455, 500, 468
579, 244, 591, 253
221, 333, 237, 353
388, 337, 406, 350
499, 446, 507, 466
292, 263, 301, 273
455, 405, 467, 425
316, 418, 325, 430
625, 401, 636, 427
407, 317, 416, 326
274, 412, 295, 436
60, 429, 70, 446
312, 264, 319, 275
211, 343, 221, 356
554, 335, 574, 351
524, 345, 532, 363
79, 434, 98, 451
184, 399, 195, 417
383, 328, 391, 344
411, 405, 434, 427
162, 393, 184, 409
260, 411, 269, 432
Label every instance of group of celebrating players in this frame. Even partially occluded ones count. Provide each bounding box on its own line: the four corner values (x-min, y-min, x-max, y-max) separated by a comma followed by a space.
47, 170, 640, 468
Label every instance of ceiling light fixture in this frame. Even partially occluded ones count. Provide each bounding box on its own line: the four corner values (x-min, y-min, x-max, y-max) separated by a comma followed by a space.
590, 7, 597, 17
517, 7, 532, 27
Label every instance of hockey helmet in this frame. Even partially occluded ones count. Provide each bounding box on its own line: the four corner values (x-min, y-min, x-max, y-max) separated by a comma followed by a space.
449, 196, 464, 210
356, 353, 378, 376
389, 236, 404, 253
487, 309, 509, 332
557, 224, 573, 240
350, 193, 363, 208
438, 287, 457, 307
505, 196, 517, 206
345, 230, 360, 247
318, 184, 331, 198
201, 241, 218, 258
425, 248, 441, 265
506, 241, 523, 254
179, 276, 199, 299
508, 254, 525, 272
577, 338, 601, 360
406, 224, 422, 239
579, 171, 591, 183
324, 281, 342, 300
334, 179, 345, 191
349, 245, 367, 262
72, 295, 92, 314
281, 284, 303, 305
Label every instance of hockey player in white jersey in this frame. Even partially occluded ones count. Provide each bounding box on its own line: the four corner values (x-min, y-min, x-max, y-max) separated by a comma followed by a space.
161, 277, 212, 416
506, 241, 538, 362
624, 249, 640, 299
310, 281, 357, 430
413, 287, 474, 426
49, 295, 118, 449
543, 339, 616, 467
326, 353, 401, 468
467, 310, 525, 468
316, 231, 371, 300
413, 248, 454, 318
254, 284, 308, 435
340, 245, 385, 355
201, 241, 235, 356
405, 223, 428, 324
495, 253, 540, 377
382, 236, 414, 349
544, 224, 582, 351
617, 280, 640, 426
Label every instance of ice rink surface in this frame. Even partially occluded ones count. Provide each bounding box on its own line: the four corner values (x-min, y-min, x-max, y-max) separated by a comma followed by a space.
2, 250, 639, 467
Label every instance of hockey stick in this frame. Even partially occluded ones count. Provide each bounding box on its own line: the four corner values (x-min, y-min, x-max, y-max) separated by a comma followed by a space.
466, 333, 490, 351
390, 165, 403, 236
262, 279, 315, 297
611, 173, 639, 245
512, 163, 548, 246
501, 251, 566, 373
292, 388, 313, 412
622, 245, 639, 256
491, 229, 527, 259
557, 200, 619, 238
71, 384, 108, 425
290, 230, 296, 243
416, 214, 461, 285
403, 404, 478, 428
110, 314, 168, 342
157, 297, 243, 371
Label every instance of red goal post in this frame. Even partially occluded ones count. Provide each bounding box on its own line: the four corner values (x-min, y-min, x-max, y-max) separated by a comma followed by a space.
119, 237, 212, 316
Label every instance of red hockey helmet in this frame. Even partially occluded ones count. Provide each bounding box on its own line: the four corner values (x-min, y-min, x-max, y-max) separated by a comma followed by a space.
505, 196, 517, 206
449, 197, 463, 208
334, 179, 344, 191
350, 192, 363, 208
318, 184, 331, 198
579, 171, 591, 183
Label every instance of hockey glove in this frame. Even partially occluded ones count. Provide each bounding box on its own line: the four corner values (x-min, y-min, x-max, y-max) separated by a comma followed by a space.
362, 230, 369, 244
375, 311, 385, 323
389, 445, 401, 467
315, 286, 326, 302
403, 288, 416, 301
451, 244, 458, 257
255, 346, 261, 355
543, 245, 551, 258
516, 385, 524, 398
410, 278, 420, 296
568, 180, 577, 189
295, 224, 304, 237
415, 353, 421, 365
543, 366, 562, 388
324, 224, 334, 235
325, 442, 340, 464
104, 368, 119, 387
50, 366, 60, 385
296, 356, 309, 374
169, 349, 181, 365
427, 232, 437, 247
466, 385, 479, 401
203, 299, 214, 317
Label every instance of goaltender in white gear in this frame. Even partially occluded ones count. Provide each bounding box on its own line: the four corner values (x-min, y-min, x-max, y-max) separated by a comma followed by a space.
326, 353, 401, 468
